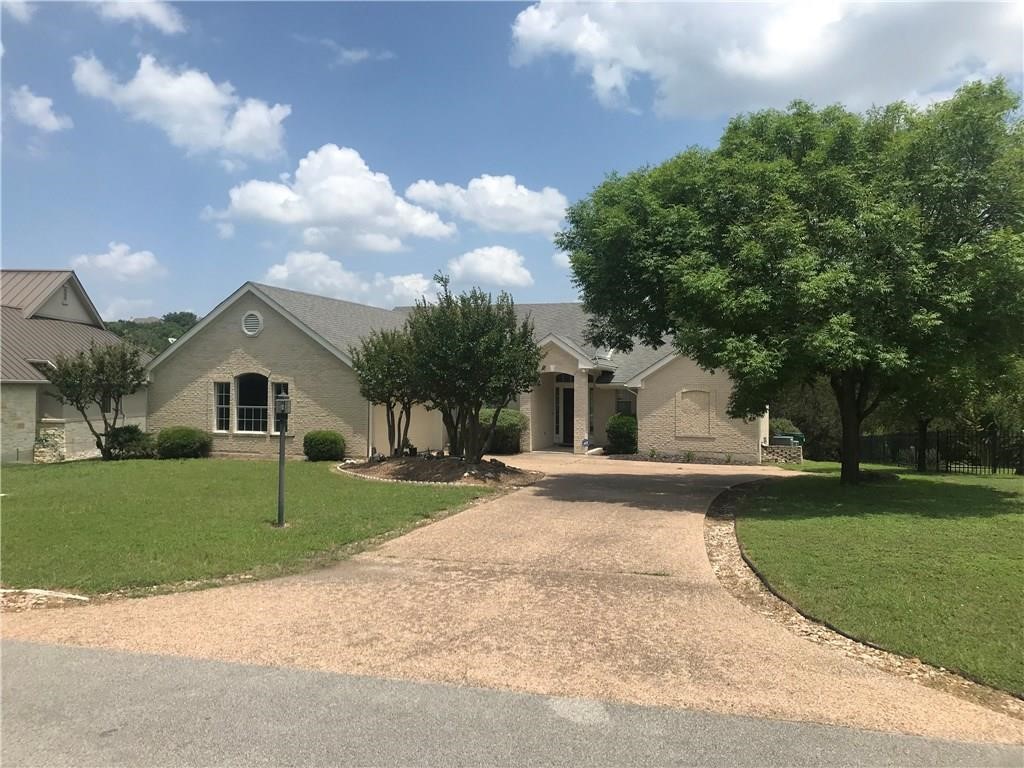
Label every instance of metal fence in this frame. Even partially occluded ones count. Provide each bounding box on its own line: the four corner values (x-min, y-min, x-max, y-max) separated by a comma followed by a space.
860, 429, 1024, 475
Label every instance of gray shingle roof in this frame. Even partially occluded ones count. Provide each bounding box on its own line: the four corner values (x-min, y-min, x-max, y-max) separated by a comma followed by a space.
1, 306, 124, 383
252, 285, 674, 386
253, 283, 408, 357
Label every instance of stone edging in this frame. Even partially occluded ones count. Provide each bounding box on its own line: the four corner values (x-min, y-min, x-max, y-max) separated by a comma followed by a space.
704, 479, 1024, 720
333, 464, 471, 486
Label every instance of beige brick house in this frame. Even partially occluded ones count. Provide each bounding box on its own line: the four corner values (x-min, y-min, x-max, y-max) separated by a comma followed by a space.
146, 282, 768, 463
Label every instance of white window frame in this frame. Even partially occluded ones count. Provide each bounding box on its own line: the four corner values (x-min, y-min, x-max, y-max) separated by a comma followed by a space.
214, 382, 231, 433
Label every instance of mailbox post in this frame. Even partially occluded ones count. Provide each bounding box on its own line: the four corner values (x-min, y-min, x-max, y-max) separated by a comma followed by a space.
274, 393, 291, 527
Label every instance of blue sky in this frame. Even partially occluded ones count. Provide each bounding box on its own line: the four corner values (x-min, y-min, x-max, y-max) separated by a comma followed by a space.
2, 1, 1021, 320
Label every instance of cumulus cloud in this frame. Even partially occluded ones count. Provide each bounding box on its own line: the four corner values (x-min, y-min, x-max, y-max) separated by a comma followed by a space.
92, 0, 185, 34
2, 1, 34, 23
220, 144, 456, 252
447, 246, 533, 288
406, 174, 566, 235
511, 1, 1023, 117
552, 251, 571, 270
72, 53, 290, 161
263, 251, 435, 308
72, 242, 167, 282
9, 86, 73, 132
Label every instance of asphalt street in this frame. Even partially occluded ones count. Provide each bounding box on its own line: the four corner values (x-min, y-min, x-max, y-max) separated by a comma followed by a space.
3, 640, 1021, 767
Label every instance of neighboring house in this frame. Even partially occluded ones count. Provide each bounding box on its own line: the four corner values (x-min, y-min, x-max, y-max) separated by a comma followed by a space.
0, 270, 147, 463
146, 282, 768, 463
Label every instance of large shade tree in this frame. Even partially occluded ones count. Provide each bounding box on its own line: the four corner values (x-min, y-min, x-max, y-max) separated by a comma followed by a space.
406, 275, 542, 463
49, 342, 147, 460
560, 79, 1024, 483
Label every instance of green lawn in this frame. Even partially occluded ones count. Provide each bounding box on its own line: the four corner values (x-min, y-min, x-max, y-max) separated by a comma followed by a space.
735, 464, 1024, 694
1, 459, 487, 594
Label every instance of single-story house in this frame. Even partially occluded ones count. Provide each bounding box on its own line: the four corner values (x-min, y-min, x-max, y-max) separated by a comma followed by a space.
146, 282, 768, 463
0, 270, 147, 463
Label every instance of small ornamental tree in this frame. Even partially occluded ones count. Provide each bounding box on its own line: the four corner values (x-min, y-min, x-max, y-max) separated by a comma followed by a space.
407, 275, 542, 463
350, 328, 419, 456
49, 342, 147, 460
561, 80, 1024, 484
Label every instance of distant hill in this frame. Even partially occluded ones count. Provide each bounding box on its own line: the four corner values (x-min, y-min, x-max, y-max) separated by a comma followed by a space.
106, 311, 200, 354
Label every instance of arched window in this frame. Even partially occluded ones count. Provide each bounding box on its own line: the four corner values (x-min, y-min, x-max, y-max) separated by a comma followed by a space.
236, 373, 268, 432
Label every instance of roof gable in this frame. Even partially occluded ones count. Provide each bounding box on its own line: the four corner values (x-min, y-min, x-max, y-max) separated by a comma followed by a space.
0, 270, 104, 327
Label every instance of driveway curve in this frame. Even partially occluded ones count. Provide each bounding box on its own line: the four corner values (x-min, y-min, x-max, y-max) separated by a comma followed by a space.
3, 453, 1021, 746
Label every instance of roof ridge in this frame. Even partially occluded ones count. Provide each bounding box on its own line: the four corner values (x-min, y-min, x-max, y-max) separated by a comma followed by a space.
251, 282, 405, 314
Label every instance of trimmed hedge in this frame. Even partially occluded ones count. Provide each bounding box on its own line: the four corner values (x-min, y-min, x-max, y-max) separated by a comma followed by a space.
481, 408, 527, 454
304, 430, 345, 461
156, 426, 213, 459
606, 413, 638, 454
107, 424, 156, 460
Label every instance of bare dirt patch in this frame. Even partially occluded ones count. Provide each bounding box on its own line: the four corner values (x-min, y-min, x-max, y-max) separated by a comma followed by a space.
704, 482, 1024, 722
342, 456, 542, 487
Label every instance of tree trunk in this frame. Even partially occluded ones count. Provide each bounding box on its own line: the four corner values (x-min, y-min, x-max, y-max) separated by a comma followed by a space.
916, 417, 931, 473
385, 404, 397, 456
832, 374, 862, 485
400, 404, 412, 452
441, 408, 459, 456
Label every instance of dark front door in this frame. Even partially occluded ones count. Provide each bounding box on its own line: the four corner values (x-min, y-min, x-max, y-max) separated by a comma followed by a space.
561, 387, 574, 446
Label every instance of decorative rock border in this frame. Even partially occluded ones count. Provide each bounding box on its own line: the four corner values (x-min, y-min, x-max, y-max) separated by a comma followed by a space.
334, 464, 472, 487
704, 480, 1024, 720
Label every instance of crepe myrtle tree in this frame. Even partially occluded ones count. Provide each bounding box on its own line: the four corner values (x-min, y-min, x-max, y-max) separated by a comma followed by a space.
49, 341, 147, 460
559, 79, 1024, 484
350, 328, 420, 456
406, 274, 542, 463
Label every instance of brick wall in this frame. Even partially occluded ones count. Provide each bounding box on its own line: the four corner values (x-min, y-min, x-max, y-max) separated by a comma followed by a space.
637, 356, 764, 464
148, 292, 369, 459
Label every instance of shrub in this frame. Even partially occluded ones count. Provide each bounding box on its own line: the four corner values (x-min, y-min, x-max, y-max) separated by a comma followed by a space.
481, 408, 527, 454
770, 417, 800, 435
107, 424, 156, 460
156, 426, 213, 459
304, 430, 345, 461
606, 413, 638, 454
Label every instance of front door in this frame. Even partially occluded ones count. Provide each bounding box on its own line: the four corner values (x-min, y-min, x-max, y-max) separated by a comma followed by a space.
561, 387, 574, 446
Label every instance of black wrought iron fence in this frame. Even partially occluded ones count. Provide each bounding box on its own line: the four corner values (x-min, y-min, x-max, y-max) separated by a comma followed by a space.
860, 429, 1024, 475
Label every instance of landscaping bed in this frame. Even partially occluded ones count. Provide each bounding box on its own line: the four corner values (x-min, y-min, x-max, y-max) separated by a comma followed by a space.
0, 459, 487, 596
731, 464, 1024, 696
342, 456, 542, 487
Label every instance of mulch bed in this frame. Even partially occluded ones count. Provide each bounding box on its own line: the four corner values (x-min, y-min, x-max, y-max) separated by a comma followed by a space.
704, 481, 1024, 720
342, 456, 542, 487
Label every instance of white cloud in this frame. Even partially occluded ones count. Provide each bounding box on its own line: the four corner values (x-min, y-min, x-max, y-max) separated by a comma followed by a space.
216, 222, 235, 239
263, 251, 434, 308
552, 251, 571, 270
2, 1, 34, 23
406, 174, 566, 235
447, 246, 533, 288
72, 242, 167, 282
512, 2, 1023, 117
222, 144, 456, 252
8, 86, 73, 132
293, 34, 396, 67
72, 53, 290, 161
92, 0, 185, 35
101, 296, 154, 321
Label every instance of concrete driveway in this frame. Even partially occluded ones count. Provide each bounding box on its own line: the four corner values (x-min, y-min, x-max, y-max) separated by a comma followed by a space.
3, 453, 1021, 746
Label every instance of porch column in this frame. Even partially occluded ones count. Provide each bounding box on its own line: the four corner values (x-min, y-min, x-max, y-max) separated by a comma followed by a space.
519, 390, 533, 452
573, 370, 590, 454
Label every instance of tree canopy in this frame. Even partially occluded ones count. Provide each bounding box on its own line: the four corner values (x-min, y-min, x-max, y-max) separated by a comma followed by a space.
406, 275, 542, 463
107, 312, 199, 354
49, 342, 147, 460
559, 79, 1024, 483
350, 328, 419, 456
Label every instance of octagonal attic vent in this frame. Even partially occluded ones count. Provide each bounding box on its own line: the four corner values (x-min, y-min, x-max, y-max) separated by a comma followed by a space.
242, 311, 264, 337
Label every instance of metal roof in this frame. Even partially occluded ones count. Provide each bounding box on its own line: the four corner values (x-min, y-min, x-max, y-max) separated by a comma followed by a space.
0, 270, 72, 312
0, 306, 125, 383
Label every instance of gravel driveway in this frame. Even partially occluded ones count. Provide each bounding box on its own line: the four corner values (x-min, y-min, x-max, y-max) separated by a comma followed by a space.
3, 453, 1021, 745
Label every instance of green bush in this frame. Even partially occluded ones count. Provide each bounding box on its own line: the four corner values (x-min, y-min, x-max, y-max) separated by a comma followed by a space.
770, 417, 800, 435
156, 426, 213, 459
481, 408, 527, 454
606, 413, 638, 454
107, 424, 155, 460
303, 430, 345, 461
